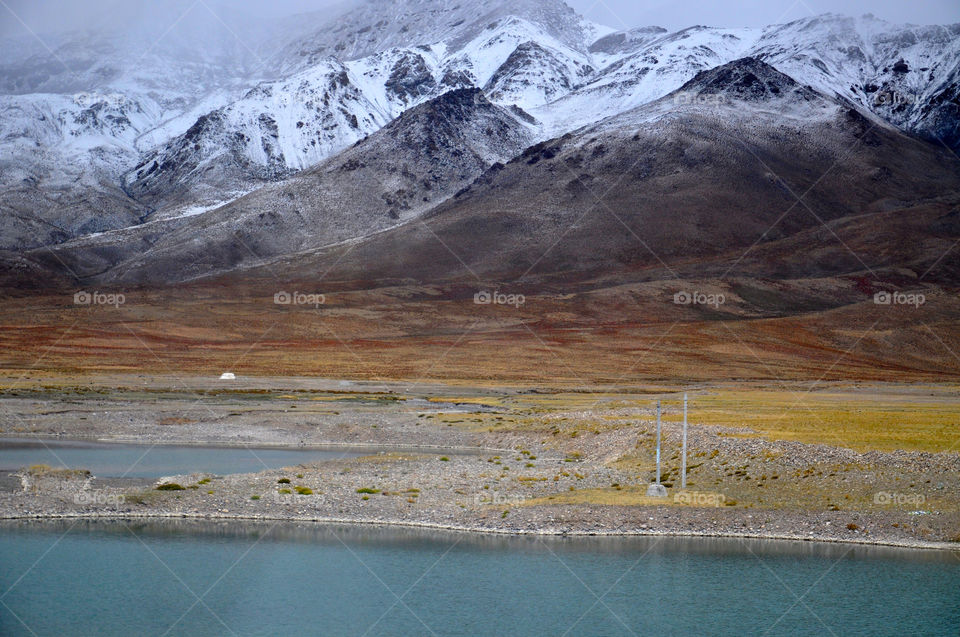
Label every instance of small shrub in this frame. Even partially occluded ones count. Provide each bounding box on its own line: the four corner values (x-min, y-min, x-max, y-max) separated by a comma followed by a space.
197, 478, 211, 485
156, 483, 185, 491
250, 495, 260, 500
439, 456, 450, 462
296, 474, 304, 479
278, 488, 292, 495
847, 523, 859, 531
362, 495, 370, 501
277, 478, 291, 484
294, 486, 313, 495
357, 487, 380, 494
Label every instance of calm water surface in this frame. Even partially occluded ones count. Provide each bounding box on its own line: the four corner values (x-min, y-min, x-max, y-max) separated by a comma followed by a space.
0, 438, 384, 477
0, 521, 956, 636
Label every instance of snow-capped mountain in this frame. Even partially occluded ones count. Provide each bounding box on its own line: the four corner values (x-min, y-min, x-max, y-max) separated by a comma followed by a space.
123, 59, 390, 215
125, 12, 599, 217
752, 15, 960, 150
536, 14, 960, 138
39, 88, 537, 283
209, 57, 960, 289
1, 1, 958, 257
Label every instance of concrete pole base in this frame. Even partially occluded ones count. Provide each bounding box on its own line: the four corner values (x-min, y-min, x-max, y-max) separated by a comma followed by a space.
645, 483, 668, 497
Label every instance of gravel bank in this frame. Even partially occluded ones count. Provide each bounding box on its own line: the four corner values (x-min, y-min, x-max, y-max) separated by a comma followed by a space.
2, 379, 957, 551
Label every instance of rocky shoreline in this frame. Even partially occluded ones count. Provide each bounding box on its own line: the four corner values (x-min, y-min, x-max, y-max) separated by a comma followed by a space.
3, 445, 957, 552
2, 510, 957, 552
1, 379, 957, 553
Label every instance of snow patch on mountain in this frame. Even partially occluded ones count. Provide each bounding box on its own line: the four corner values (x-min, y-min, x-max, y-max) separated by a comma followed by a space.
123, 59, 389, 214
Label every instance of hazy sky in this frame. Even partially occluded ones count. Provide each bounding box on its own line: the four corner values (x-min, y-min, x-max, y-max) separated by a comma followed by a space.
2, 0, 958, 37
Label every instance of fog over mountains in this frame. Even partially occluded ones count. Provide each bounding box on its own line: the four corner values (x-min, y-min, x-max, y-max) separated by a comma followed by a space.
1, 0, 958, 287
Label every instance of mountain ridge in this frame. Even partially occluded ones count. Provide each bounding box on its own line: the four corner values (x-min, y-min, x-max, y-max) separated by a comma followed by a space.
0, 4, 958, 271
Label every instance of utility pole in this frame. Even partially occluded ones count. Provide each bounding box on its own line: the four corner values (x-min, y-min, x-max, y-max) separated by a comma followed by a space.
681, 393, 688, 490
655, 400, 661, 484
646, 399, 667, 497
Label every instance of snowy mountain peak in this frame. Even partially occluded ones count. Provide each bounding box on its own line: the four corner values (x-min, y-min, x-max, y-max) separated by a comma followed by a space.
678, 56, 819, 104
588, 26, 669, 55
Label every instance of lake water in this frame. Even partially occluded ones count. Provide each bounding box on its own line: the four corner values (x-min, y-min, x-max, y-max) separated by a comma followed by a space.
0, 521, 956, 636
0, 438, 381, 478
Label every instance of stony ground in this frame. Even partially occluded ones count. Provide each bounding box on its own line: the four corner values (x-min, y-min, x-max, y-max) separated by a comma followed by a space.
0, 377, 957, 551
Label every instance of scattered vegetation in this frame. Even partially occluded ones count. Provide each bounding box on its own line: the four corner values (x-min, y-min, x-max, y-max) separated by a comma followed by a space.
155, 483, 186, 491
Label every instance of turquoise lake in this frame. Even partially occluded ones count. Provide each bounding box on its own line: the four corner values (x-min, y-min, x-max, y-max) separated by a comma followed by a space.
0, 521, 956, 636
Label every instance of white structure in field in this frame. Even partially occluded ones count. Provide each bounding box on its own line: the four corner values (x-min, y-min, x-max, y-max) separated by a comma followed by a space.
219, 372, 236, 380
